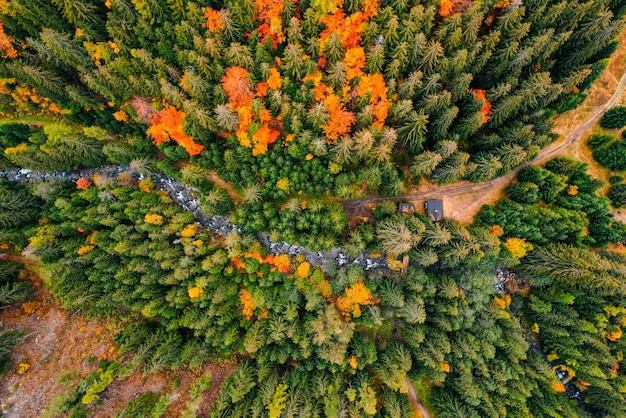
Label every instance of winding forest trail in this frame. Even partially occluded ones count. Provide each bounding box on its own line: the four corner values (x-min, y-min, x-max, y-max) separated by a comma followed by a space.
342, 69, 626, 216
405, 376, 431, 418
207, 170, 243, 202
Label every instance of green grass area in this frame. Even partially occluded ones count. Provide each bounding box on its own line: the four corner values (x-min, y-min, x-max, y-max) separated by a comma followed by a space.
0, 116, 58, 126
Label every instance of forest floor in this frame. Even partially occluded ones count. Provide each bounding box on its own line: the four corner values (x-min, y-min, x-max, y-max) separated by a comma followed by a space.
0, 265, 236, 417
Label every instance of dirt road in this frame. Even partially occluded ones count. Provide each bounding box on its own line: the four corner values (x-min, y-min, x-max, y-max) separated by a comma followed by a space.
342, 69, 626, 212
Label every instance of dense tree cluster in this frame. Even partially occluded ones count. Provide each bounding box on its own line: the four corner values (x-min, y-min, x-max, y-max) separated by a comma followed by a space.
476, 158, 626, 248
520, 244, 626, 417
0, 0, 622, 198
589, 133, 626, 171
600, 105, 626, 129
0, 176, 592, 416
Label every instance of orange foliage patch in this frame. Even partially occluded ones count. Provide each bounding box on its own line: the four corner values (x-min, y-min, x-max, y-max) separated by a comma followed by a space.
256, 81, 269, 98
551, 382, 566, 392
494, 0, 511, 8
493, 294, 511, 309
222, 67, 255, 107
439, 0, 472, 17
469, 89, 491, 124
568, 185, 579, 196
321, 94, 355, 142
147, 103, 204, 156
252, 123, 281, 156
231, 251, 292, 274
272, 254, 291, 273
266, 67, 282, 90
16, 363, 30, 375
204, 7, 224, 32
357, 74, 389, 127
344, 47, 366, 81
606, 325, 623, 341
180, 223, 197, 237
259, 108, 272, 123
144, 213, 164, 225
254, 0, 285, 48
76, 177, 92, 190
138, 179, 152, 193
0, 22, 18, 59
349, 356, 358, 369
77, 245, 94, 255
112, 110, 128, 121
188, 287, 203, 298
296, 261, 311, 278
240, 288, 256, 319
318, 1, 378, 52
489, 224, 504, 237
336, 281, 377, 320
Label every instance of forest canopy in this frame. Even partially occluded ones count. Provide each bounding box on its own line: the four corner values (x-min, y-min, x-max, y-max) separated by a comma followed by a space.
0, 0, 624, 199
0, 0, 625, 417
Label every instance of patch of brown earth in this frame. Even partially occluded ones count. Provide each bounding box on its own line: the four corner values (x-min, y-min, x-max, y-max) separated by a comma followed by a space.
0, 273, 236, 417
0, 287, 115, 417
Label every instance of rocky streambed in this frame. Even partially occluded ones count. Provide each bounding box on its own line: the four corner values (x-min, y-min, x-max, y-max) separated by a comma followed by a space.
0, 166, 390, 271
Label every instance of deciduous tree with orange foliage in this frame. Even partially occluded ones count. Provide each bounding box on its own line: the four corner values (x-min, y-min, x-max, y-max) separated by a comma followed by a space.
204, 7, 224, 33
0, 22, 18, 59
335, 281, 377, 320
469, 89, 492, 125
254, 0, 285, 48
222, 67, 254, 108
146, 103, 204, 156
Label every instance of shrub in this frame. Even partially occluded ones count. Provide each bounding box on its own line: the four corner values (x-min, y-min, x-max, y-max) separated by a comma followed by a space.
505, 182, 541, 204
593, 141, 626, 171
608, 184, 626, 207
600, 106, 626, 129
609, 175, 624, 185
588, 134, 617, 151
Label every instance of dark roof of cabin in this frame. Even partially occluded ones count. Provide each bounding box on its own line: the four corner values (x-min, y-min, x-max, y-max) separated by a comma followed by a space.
426, 199, 443, 221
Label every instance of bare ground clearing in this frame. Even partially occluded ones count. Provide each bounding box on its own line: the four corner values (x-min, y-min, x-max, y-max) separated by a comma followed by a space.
0, 272, 235, 417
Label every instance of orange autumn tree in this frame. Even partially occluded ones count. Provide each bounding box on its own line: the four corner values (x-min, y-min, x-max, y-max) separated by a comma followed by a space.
357, 74, 390, 127
321, 94, 355, 142
266, 67, 282, 90
230, 250, 291, 274
222, 66, 281, 154
222, 67, 254, 108
0, 22, 18, 59
254, 0, 285, 48
344, 46, 366, 81
204, 7, 224, 32
439, 0, 472, 17
146, 103, 204, 156
336, 281, 378, 320
76, 177, 92, 190
469, 88, 492, 124
318, 1, 378, 53
251, 123, 280, 155
240, 288, 256, 319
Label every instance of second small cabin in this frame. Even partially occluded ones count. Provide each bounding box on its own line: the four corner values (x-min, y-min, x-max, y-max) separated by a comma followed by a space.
425, 199, 444, 221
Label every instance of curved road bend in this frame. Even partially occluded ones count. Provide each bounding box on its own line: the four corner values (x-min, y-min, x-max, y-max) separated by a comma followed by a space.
342, 70, 626, 211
